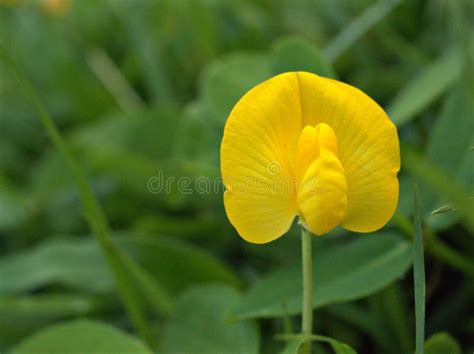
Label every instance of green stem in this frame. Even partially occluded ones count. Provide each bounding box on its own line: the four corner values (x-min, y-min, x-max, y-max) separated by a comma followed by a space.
413, 178, 425, 354
301, 227, 313, 353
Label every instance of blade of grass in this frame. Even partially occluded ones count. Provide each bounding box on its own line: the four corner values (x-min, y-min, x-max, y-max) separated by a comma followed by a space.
387, 48, 461, 126
119, 249, 174, 315
87, 48, 145, 114
430, 203, 458, 215
323, 0, 464, 128
413, 178, 425, 354
0, 47, 172, 346
323, 0, 403, 62
448, 0, 474, 98
109, 0, 175, 104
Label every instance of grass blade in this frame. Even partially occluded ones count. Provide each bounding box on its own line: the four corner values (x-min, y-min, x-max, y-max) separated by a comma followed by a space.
388, 48, 461, 126
110, 1, 175, 104
413, 178, 425, 354
323, 0, 403, 62
431, 203, 458, 215
87, 48, 145, 114
0, 47, 172, 346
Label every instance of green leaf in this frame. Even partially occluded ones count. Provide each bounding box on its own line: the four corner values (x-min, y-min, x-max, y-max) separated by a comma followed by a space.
387, 48, 461, 126
173, 102, 220, 164
278, 335, 357, 354
10, 320, 152, 354
328, 341, 357, 354
271, 36, 336, 78
0, 238, 113, 295
0, 236, 173, 317
413, 179, 426, 354
424, 333, 461, 354
160, 285, 259, 354
119, 231, 241, 292
72, 107, 180, 160
0, 232, 240, 297
232, 233, 412, 320
280, 338, 306, 354
200, 52, 272, 122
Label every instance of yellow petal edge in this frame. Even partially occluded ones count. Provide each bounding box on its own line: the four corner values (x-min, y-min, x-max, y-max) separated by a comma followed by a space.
221, 72, 400, 243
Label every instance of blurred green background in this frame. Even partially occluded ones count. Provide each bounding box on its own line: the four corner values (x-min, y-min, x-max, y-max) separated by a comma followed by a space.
0, 0, 473, 353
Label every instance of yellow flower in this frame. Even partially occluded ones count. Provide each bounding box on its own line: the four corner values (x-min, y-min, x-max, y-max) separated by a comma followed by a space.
221, 72, 400, 243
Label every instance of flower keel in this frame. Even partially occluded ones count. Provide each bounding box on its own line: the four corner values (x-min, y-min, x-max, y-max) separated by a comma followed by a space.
296, 124, 347, 235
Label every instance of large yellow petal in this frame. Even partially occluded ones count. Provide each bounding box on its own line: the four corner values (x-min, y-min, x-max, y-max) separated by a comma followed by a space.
296, 72, 400, 232
221, 73, 302, 243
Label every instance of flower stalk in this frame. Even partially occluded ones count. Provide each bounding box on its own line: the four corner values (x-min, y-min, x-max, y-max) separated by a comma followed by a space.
301, 227, 313, 353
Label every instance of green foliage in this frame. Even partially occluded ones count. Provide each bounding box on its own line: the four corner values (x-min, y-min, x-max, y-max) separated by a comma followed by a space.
279, 335, 357, 354
10, 320, 152, 354
0, 232, 239, 296
388, 48, 461, 126
280, 338, 306, 354
200, 53, 272, 122
0, 46, 158, 344
0, 238, 113, 294
159, 285, 259, 354
0, 294, 100, 318
402, 144, 474, 233
232, 233, 412, 320
0, 0, 472, 352
119, 231, 242, 292
424, 332, 462, 354
0, 181, 29, 229
323, 0, 403, 61
423, 85, 474, 230
272, 36, 336, 78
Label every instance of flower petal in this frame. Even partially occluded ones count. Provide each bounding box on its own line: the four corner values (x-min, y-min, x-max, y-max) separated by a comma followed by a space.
297, 124, 347, 235
295, 123, 338, 179
296, 72, 400, 232
221, 73, 302, 243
